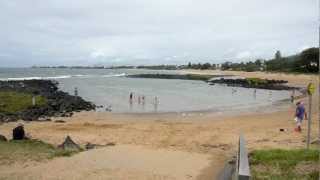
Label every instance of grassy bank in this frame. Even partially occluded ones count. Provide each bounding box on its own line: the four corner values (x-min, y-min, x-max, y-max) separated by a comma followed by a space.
250, 149, 319, 179
0, 91, 47, 113
0, 140, 76, 165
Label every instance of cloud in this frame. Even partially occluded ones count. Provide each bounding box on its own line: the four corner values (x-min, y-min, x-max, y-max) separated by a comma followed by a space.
0, 0, 317, 67
235, 51, 252, 59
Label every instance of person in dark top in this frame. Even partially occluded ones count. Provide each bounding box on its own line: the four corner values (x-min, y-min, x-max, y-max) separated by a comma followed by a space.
129, 92, 133, 101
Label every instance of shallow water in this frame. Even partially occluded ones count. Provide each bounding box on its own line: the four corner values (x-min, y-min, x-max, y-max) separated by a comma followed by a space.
0, 68, 291, 113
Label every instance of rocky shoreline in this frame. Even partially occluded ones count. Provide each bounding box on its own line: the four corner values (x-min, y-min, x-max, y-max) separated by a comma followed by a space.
207, 78, 299, 90
127, 73, 298, 90
127, 73, 225, 81
0, 80, 95, 122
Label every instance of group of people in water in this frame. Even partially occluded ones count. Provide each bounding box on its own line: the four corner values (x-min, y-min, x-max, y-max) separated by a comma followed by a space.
129, 92, 159, 111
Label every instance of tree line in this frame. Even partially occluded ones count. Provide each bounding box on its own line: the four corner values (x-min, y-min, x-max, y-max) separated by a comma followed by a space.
185, 47, 319, 73
34, 47, 318, 73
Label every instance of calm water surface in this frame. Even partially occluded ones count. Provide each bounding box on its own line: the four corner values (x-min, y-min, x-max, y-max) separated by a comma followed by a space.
0, 68, 291, 113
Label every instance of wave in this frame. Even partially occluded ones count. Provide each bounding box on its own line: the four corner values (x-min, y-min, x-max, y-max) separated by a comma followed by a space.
0, 73, 127, 81
101, 73, 126, 77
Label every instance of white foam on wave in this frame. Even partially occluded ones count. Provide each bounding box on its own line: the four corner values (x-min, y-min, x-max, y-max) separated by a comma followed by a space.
102, 73, 126, 77
0, 73, 127, 81
6, 77, 43, 80
0, 75, 72, 81
46, 75, 72, 79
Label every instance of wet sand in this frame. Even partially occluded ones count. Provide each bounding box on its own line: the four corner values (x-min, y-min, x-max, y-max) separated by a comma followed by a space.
0, 71, 318, 180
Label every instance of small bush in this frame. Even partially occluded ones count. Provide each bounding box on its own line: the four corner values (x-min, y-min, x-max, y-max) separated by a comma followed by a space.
0, 140, 77, 165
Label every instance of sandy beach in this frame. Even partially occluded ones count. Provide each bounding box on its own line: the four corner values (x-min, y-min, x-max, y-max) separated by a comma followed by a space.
179, 69, 318, 87
0, 71, 318, 180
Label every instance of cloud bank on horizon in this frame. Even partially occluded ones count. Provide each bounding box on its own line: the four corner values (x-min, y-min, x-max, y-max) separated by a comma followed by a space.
0, 0, 317, 67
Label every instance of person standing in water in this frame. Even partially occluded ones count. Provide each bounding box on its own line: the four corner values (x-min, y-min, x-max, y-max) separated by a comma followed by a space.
129, 92, 133, 109
232, 88, 236, 94
74, 87, 78, 97
290, 89, 295, 103
268, 91, 272, 101
142, 95, 145, 105
294, 101, 307, 132
138, 95, 141, 105
154, 96, 159, 112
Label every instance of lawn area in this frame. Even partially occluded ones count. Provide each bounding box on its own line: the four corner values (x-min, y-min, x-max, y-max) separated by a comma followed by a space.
0, 91, 47, 113
250, 149, 319, 180
0, 140, 76, 165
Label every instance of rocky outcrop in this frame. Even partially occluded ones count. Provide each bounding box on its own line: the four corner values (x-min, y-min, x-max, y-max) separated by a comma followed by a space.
127, 73, 226, 81
85, 142, 116, 150
0, 134, 7, 141
208, 78, 298, 90
58, 136, 82, 151
12, 125, 25, 140
0, 80, 96, 122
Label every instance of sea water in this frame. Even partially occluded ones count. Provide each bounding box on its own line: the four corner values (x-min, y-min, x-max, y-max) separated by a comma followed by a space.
0, 68, 291, 113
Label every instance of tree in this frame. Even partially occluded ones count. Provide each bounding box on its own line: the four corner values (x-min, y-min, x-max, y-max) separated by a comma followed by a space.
294, 48, 319, 73
187, 62, 192, 68
254, 59, 262, 67
221, 62, 232, 70
275, 50, 282, 60
201, 63, 211, 70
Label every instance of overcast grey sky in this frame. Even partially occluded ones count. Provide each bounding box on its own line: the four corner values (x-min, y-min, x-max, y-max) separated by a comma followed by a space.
0, 0, 317, 67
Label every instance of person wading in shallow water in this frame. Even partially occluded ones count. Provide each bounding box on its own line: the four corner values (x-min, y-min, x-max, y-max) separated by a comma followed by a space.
294, 101, 307, 132
129, 92, 133, 102
290, 89, 295, 103
129, 92, 133, 109
154, 96, 159, 112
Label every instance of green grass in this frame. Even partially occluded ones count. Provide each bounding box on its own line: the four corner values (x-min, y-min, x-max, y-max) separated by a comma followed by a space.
0, 140, 77, 165
250, 149, 320, 180
246, 78, 268, 85
0, 91, 47, 113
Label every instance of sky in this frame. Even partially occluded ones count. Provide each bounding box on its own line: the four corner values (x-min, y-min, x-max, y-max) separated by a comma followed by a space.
0, 0, 318, 67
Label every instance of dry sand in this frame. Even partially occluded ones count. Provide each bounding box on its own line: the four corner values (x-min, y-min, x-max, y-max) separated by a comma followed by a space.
0, 71, 318, 180
0, 144, 211, 180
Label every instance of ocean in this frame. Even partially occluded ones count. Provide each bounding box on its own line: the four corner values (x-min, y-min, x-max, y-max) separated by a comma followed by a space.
0, 68, 291, 113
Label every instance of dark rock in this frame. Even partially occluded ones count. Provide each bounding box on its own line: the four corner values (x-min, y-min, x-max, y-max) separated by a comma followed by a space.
12, 125, 25, 140
0, 80, 96, 122
0, 134, 7, 141
54, 120, 66, 123
311, 139, 320, 145
105, 105, 112, 112
208, 78, 298, 90
85, 143, 96, 150
85, 142, 116, 150
58, 136, 81, 151
106, 142, 116, 146
127, 73, 224, 81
